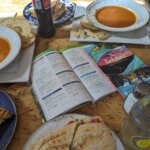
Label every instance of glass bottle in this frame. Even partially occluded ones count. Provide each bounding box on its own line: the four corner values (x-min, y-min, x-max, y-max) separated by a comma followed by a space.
32, 0, 55, 38
119, 95, 150, 150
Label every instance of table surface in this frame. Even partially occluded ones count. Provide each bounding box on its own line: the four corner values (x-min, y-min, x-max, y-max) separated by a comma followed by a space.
0, 0, 150, 149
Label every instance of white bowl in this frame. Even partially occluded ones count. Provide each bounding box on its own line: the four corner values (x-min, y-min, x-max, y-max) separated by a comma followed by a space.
0, 25, 21, 70
86, 0, 149, 32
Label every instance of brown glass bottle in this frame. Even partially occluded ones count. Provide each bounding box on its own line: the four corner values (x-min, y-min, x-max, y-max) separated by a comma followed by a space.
32, 0, 55, 38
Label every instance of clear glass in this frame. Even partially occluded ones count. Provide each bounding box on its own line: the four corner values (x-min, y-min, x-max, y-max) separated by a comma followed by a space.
119, 95, 150, 150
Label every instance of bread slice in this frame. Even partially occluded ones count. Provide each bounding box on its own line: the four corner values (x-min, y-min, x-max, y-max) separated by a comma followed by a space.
30, 122, 78, 150
80, 17, 99, 31
52, 0, 67, 20
72, 123, 116, 150
0, 108, 12, 125
22, 32, 36, 49
0, 18, 31, 38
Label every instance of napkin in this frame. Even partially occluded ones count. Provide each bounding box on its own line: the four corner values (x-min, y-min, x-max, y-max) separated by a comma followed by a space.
0, 12, 17, 19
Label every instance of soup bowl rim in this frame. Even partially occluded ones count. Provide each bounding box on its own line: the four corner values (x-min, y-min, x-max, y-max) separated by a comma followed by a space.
0, 25, 21, 70
86, 0, 149, 32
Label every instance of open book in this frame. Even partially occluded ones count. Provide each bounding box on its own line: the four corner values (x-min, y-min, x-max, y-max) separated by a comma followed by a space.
30, 45, 116, 121
83, 44, 150, 113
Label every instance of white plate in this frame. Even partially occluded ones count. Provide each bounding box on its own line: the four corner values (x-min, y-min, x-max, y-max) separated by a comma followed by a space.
23, 113, 125, 150
0, 25, 21, 70
86, 0, 149, 32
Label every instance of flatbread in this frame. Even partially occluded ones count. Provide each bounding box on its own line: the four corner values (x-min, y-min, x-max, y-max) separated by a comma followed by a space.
0, 18, 31, 38
22, 32, 36, 49
29, 116, 116, 150
0, 18, 36, 48
80, 17, 99, 31
30, 122, 78, 150
72, 123, 116, 150
52, 0, 67, 20
75, 27, 111, 40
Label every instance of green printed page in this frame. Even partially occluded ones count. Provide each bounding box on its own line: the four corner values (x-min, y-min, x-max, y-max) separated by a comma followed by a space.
33, 49, 57, 62
31, 48, 92, 121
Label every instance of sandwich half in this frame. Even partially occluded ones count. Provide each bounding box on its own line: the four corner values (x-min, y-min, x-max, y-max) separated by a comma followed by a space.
71, 117, 116, 150
30, 122, 78, 150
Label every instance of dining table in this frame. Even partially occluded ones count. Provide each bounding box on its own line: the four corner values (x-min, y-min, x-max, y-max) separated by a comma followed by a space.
0, 0, 150, 149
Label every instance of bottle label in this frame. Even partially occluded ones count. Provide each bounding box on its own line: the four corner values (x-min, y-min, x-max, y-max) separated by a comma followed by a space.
43, 0, 51, 9
32, 0, 51, 10
131, 136, 150, 149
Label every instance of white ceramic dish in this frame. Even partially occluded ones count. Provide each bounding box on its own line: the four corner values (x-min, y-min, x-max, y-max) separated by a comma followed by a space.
0, 25, 21, 70
23, 113, 125, 150
86, 0, 149, 32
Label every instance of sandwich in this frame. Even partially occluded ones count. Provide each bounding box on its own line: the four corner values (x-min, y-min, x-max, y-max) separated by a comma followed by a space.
72, 118, 115, 150
0, 108, 12, 125
30, 116, 116, 150
30, 122, 78, 150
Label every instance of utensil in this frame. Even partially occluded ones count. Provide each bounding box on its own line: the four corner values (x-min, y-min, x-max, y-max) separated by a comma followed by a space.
70, 14, 85, 21
0, 25, 21, 70
0, 90, 17, 150
23, 113, 125, 150
86, 0, 149, 32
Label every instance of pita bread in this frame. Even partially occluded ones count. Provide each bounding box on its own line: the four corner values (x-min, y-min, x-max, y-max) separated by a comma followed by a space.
80, 17, 99, 31
72, 123, 116, 150
0, 18, 36, 49
30, 122, 78, 150
52, 0, 67, 20
22, 32, 36, 49
0, 18, 31, 38
29, 116, 116, 150
73, 27, 111, 40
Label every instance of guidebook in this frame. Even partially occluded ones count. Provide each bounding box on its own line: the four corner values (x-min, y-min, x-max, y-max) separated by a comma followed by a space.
82, 44, 150, 113
30, 45, 116, 121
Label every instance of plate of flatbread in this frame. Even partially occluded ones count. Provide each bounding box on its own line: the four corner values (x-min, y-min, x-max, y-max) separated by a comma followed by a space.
0, 90, 17, 150
23, 114, 124, 150
23, 0, 76, 25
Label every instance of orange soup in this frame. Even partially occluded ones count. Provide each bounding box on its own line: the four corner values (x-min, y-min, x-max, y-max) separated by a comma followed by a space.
0, 37, 11, 62
96, 6, 137, 28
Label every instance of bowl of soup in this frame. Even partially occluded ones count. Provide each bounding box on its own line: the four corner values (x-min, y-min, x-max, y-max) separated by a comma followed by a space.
86, 0, 149, 32
0, 25, 21, 70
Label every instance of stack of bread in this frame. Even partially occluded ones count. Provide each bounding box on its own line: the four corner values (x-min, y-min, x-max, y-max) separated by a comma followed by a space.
52, 0, 68, 20
74, 16, 111, 40
0, 18, 36, 49
30, 116, 116, 150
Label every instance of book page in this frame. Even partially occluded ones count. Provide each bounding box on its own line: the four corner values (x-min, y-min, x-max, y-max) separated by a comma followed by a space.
62, 47, 116, 101
31, 50, 92, 121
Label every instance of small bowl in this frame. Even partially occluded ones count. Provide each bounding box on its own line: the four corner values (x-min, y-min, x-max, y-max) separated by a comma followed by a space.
86, 0, 149, 32
0, 25, 21, 70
